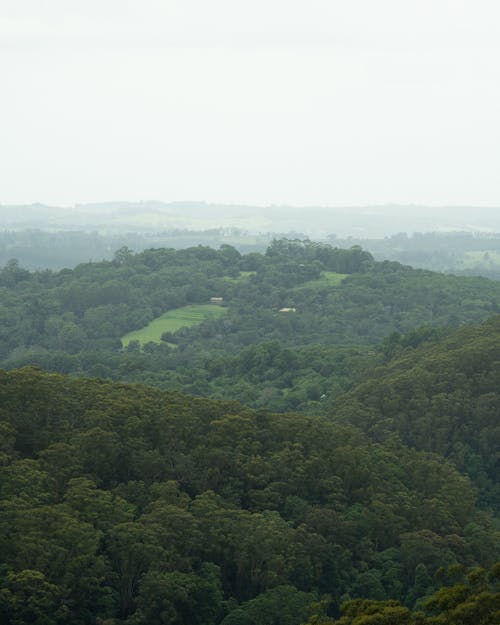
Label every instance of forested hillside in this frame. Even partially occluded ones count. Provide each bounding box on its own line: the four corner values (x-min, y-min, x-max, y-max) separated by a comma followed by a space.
0, 367, 498, 624
1, 239, 500, 413
335, 316, 500, 510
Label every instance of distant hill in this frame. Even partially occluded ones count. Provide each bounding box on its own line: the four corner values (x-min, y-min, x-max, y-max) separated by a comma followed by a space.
2, 202, 500, 237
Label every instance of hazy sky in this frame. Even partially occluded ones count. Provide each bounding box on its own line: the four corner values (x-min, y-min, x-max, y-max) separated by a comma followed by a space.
1, 1, 499, 207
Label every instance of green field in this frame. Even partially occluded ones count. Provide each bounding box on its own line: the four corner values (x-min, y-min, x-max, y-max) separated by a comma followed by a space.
223, 271, 256, 283
121, 304, 228, 347
294, 271, 348, 290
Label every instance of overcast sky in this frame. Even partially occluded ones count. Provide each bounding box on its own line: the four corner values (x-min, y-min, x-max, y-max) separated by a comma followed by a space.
1, 1, 499, 207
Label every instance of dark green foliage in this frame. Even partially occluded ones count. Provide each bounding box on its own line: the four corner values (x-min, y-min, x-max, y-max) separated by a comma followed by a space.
304, 563, 500, 624
0, 367, 499, 624
334, 316, 500, 510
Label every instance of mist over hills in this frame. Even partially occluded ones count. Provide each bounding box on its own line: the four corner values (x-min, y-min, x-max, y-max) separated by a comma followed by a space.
2, 202, 500, 237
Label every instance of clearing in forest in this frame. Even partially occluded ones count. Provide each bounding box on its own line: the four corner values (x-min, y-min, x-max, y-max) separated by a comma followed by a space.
223, 271, 256, 282
294, 271, 348, 290
121, 304, 228, 347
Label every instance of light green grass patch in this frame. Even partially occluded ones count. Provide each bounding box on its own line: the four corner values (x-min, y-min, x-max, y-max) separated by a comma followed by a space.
121, 304, 228, 347
294, 271, 348, 290
223, 271, 256, 283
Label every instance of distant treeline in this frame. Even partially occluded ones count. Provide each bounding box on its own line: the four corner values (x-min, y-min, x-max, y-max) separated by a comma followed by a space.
332, 231, 500, 278
0, 229, 274, 270
5, 229, 500, 276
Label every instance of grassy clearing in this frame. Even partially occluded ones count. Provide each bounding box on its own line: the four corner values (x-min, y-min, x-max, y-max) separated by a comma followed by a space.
295, 271, 348, 290
223, 271, 256, 283
121, 304, 228, 347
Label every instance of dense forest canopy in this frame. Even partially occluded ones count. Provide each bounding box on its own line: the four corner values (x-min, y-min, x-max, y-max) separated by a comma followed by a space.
0, 366, 498, 624
334, 316, 500, 510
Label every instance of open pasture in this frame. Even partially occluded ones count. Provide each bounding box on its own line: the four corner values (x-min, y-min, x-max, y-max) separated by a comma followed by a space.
294, 271, 348, 290
121, 304, 227, 347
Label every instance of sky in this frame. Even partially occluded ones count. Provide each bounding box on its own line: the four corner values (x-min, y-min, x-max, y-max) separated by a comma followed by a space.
1, 0, 500, 207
